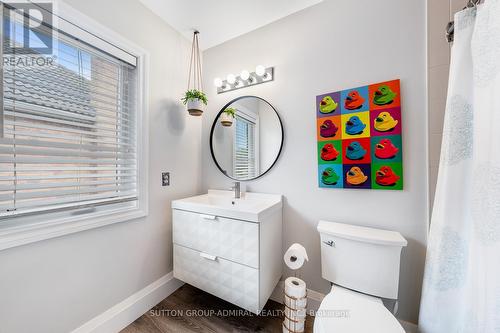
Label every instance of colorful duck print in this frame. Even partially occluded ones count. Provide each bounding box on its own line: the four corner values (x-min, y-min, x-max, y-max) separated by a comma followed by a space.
345, 116, 366, 135
344, 90, 365, 110
345, 141, 367, 160
319, 96, 338, 114
373, 85, 397, 106
320, 119, 339, 138
322, 167, 340, 185
375, 166, 400, 186
375, 139, 399, 159
374, 112, 398, 132
346, 166, 368, 185
321, 143, 339, 161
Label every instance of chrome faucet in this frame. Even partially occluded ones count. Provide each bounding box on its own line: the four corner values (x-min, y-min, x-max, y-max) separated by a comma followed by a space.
230, 182, 241, 199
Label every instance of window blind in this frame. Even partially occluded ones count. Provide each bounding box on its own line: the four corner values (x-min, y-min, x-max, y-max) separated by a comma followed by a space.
233, 115, 256, 179
0, 9, 138, 218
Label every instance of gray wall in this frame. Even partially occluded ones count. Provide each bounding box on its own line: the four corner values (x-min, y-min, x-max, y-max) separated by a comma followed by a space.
0, 1, 201, 332
201, 0, 428, 323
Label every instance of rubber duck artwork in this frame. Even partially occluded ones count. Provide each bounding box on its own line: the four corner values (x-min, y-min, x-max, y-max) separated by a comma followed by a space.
321, 143, 339, 161
319, 95, 338, 114
344, 90, 365, 110
322, 167, 340, 185
375, 166, 400, 186
345, 116, 366, 135
320, 119, 339, 138
346, 166, 368, 185
375, 138, 399, 159
374, 111, 398, 132
345, 141, 367, 160
373, 85, 397, 106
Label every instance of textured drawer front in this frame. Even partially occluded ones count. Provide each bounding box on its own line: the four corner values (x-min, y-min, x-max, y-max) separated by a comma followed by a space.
173, 209, 259, 268
174, 244, 259, 313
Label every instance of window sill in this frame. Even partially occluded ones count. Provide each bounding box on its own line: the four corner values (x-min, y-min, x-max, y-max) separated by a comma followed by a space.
0, 207, 147, 251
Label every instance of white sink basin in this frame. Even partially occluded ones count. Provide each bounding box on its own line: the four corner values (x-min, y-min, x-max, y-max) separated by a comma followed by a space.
172, 190, 282, 222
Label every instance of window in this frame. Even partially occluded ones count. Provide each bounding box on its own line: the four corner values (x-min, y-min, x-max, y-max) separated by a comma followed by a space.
0, 3, 147, 247
233, 114, 257, 179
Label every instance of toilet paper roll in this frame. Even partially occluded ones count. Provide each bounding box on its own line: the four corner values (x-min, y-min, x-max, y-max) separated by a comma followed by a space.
285, 295, 307, 309
285, 306, 307, 320
283, 243, 309, 270
283, 319, 305, 333
285, 277, 307, 299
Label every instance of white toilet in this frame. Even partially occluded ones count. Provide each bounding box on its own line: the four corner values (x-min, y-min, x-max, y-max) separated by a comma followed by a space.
314, 220, 408, 333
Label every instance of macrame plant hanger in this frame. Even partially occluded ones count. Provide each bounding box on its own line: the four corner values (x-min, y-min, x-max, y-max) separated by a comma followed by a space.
186, 30, 205, 116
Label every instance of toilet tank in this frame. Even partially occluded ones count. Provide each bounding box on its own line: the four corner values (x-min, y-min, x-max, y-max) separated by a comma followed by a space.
317, 220, 407, 300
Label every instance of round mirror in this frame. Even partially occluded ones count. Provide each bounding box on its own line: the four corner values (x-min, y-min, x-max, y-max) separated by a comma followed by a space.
210, 96, 284, 181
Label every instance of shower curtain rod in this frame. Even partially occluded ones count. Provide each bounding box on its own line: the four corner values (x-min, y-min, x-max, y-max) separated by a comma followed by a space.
446, 0, 482, 43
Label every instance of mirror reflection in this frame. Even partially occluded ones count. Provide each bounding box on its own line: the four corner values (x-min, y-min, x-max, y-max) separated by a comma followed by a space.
210, 96, 283, 181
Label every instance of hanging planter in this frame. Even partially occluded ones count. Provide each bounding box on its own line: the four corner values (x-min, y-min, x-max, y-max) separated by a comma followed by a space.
182, 31, 207, 116
182, 89, 208, 116
220, 108, 236, 127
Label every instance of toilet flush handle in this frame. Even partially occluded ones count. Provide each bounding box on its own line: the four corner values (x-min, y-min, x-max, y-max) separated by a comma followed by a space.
323, 240, 335, 247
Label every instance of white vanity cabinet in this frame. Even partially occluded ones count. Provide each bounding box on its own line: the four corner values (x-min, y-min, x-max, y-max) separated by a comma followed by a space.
172, 190, 283, 314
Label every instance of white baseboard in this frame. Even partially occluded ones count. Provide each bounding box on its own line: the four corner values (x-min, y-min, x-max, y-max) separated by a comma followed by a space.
269, 280, 325, 312
72, 272, 184, 333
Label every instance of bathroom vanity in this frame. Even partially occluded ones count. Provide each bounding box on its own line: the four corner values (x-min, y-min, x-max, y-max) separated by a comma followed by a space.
172, 190, 283, 314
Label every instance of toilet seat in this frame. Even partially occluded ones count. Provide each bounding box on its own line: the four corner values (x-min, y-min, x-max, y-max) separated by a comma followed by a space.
313, 285, 405, 333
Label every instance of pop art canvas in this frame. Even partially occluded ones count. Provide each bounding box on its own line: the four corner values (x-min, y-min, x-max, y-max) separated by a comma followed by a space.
316, 79, 403, 190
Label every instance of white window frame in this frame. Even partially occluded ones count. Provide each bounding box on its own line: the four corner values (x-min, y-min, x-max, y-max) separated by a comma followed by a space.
0, 2, 149, 251
233, 107, 259, 179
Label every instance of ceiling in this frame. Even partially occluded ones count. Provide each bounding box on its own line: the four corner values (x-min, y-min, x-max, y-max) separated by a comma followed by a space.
138, 0, 323, 50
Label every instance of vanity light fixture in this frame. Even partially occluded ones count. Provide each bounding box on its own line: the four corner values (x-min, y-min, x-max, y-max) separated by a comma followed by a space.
240, 70, 251, 82
255, 65, 266, 77
227, 74, 236, 85
214, 77, 224, 88
214, 65, 274, 94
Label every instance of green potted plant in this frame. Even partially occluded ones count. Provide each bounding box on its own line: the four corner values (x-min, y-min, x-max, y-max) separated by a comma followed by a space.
220, 107, 236, 127
182, 89, 208, 116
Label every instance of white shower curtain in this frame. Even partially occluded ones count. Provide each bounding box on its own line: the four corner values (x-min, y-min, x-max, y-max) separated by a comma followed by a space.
419, 1, 500, 332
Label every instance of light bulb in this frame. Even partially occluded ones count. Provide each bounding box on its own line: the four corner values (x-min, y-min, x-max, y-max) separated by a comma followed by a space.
255, 65, 266, 77
227, 74, 236, 85
240, 70, 250, 81
213, 77, 223, 88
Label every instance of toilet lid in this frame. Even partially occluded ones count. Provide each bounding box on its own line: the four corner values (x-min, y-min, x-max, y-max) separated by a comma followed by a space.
314, 285, 405, 333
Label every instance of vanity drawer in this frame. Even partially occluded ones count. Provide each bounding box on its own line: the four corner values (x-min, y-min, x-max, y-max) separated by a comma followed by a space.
173, 209, 259, 268
173, 244, 259, 313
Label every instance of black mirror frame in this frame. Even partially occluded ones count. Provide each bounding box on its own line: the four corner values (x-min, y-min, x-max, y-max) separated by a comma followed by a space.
209, 95, 284, 182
